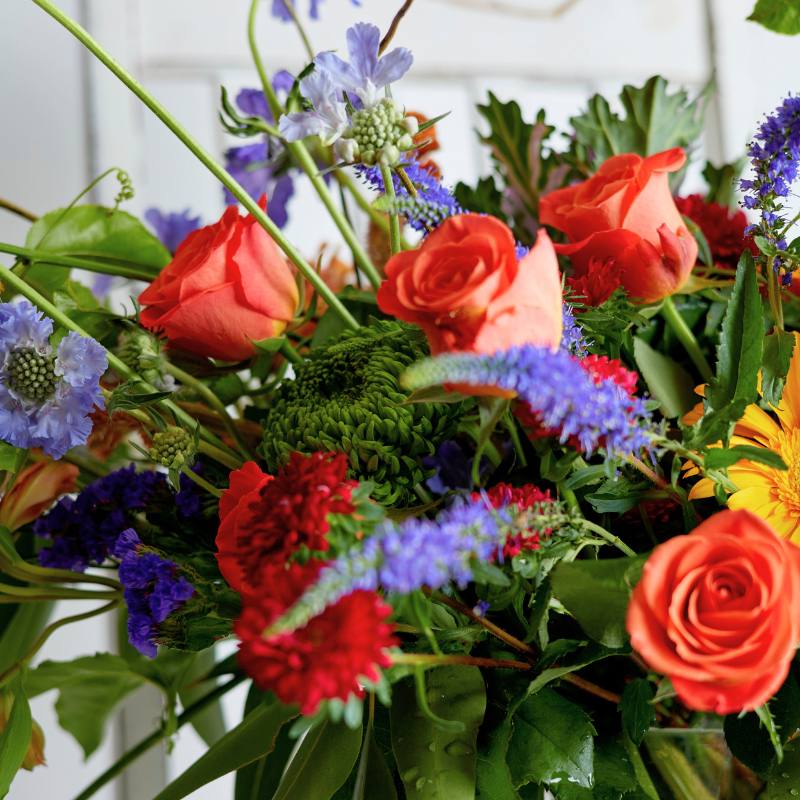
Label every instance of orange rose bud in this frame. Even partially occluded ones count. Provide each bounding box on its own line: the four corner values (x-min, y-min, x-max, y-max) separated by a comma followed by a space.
0, 694, 45, 770
0, 460, 79, 532
139, 198, 299, 361
540, 148, 697, 304
377, 214, 563, 356
626, 509, 800, 715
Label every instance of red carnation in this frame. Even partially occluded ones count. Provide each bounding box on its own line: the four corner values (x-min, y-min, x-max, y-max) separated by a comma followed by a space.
235, 560, 397, 714
567, 257, 626, 307
477, 482, 554, 557
216, 452, 357, 593
674, 194, 758, 270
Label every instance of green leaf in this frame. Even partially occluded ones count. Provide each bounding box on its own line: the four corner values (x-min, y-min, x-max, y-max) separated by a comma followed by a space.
177, 649, 226, 748
0, 603, 52, 677
155, 696, 296, 800
476, 714, 520, 800
26, 654, 145, 758
682, 215, 713, 267
704, 444, 787, 471
552, 738, 643, 800
0, 679, 32, 799
454, 176, 506, 222
620, 679, 656, 746
506, 688, 596, 789
271, 718, 362, 800
749, 0, 800, 34
350, 727, 399, 800
0, 443, 25, 473
690, 251, 764, 448
633, 337, 696, 418
391, 666, 486, 800
762, 330, 796, 406
526, 643, 623, 697
550, 557, 646, 648
703, 159, 746, 207
764, 741, 800, 798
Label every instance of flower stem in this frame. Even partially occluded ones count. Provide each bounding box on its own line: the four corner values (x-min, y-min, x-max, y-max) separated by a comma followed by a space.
163, 362, 254, 460
31, 0, 359, 332
767, 256, 785, 331
197, 440, 242, 472
279, 0, 315, 60
578, 519, 638, 557
246, 0, 382, 290
0, 582, 120, 602
0, 198, 37, 222
72, 674, 246, 800
180, 465, 222, 498
392, 652, 531, 671
0, 242, 158, 282
381, 165, 402, 256
661, 296, 713, 381
380, 0, 418, 54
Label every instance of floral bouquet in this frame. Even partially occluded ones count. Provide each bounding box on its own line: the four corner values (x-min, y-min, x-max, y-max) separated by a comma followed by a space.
3, 0, 800, 798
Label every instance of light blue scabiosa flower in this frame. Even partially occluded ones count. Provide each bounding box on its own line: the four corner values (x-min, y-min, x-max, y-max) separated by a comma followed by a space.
0, 301, 107, 459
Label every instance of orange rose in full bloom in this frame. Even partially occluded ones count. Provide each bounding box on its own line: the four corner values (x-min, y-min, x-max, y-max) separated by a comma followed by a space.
139, 201, 299, 361
377, 214, 562, 355
540, 148, 697, 305
626, 509, 800, 714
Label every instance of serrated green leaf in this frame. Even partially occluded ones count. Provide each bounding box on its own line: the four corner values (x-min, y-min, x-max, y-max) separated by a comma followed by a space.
550, 557, 646, 648
155, 696, 296, 800
633, 337, 696, 418
476, 713, 520, 800
0, 679, 32, 799
703, 159, 746, 207
749, 0, 800, 34
527, 643, 623, 698
391, 666, 486, 800
705, 444, 787, 471
507, 688, 596, 789
762, 330, 795, 406
620, 679, 656, 745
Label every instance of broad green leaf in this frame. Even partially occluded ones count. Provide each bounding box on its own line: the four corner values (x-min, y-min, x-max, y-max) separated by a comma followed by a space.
391, 666, 486, 800
454, 176, 506, 222
620, 679, 656, 746
749, 0, 800, 34
26, 654, 144, 757
551, 738, 643, 799
703, 159, 746, 207
506, 688, 596, 789
762, 330, 796, 406
0, 680, 33, 799
633, 337, 696, 418
0, 443, 25, 473
350, 726, 399, 800
691, 251, 764, 448
177, 649, 226, 748
155, 696, 296, 800
764, 741, 800, 798
526, 644, 623, 697
550, 556, 646, 648
704, 444, 787, 471
0, 603, 52, 676
476, 714, 521, 800
271, 719, 362, 800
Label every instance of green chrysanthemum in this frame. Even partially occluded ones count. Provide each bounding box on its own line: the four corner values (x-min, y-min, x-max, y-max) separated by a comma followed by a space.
260, 320, 464, 506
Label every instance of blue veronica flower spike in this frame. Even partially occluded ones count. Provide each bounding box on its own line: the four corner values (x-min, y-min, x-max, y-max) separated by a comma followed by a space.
0, 300, 107, 459
144, 208, 202, 254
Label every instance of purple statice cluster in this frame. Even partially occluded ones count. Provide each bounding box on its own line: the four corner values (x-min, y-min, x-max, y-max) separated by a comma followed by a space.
271, 0, 361, 22
740, 95, 800, 265
0, 301, 106, 459
223, 76, 298, 228
561, 304, 588, 356
114, 529, 194, 657
403, 345, 652, 457
144, 208, 202, 254
357, 158, 462, 233
35, 465, 164, 571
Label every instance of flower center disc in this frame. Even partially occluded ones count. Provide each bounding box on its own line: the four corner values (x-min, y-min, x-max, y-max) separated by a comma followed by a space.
7, 347, 58, 401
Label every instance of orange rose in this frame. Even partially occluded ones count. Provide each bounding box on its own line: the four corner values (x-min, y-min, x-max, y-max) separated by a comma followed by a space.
626, 509, 800, 714
540, 148, 697, 304
139, 201, 299, 361
0, 460, 78, 532
377, 214, 562, 355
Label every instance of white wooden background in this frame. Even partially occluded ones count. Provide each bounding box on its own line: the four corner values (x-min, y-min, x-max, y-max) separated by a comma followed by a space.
2, 1, 800, 797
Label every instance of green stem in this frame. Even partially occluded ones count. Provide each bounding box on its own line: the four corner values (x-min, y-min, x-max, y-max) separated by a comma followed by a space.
280, 0, 315, 60
72, 674, 246, 800
279, 338, 303, 365
0, 583, 120, 601
32, 0, 359, 332
0, 262, 239, 461
163, 362, 254, 460
0, 199, 37, 222
380, 164, 402, 255
393, 652, 531, 671
180, 465, 222, 498
246, 0, 382, 290
644, 734, 717, 800
661, 296, 713, 382
578, 519, 637, 557
767, 256, 785, 331
0, 242, 158, 282
198, 440, 242, 472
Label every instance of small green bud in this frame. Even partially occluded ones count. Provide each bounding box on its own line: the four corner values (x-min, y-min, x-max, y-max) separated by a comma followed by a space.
149, 426, 195, 470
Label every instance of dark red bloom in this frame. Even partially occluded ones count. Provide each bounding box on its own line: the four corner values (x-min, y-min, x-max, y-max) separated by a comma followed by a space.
216, 452, 357, 593
567, 257, 626, 307
477, 482, 554, 557
674, 194, 758, 270
235, 560, 397, 714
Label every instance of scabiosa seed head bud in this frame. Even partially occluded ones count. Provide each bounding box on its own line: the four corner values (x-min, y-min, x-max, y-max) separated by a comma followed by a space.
149, 427, 195, 470
117, 329, 174, 391
7, 347, 59, 401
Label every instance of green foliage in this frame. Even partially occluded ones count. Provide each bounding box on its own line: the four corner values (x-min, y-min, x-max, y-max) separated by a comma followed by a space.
633, 337, 696, 418
52, 278, 115, 339
0, 679, 32, 800
703, 159, 746, 207
310, 287, 382, 349
763, 741, 800, 798
454, 176, 505, 220
570, 76, 710, 170
526, 642, 625, 698
0, 443, 26, 474
550, 556, 646, 648
0, 603, 52, 677
155, 695, 296, 800
476, 713, 519, 800
762, 329, 796, 406
704, 444, 787, 471
391, 667, 486, 800
620, 679, 656, 746
689, 251, 764, 448
748, 0, 800, 34
506, 688, 596, 790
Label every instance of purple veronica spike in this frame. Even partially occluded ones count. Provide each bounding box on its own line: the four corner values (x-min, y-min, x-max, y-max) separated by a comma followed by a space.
0, 301, 106, 459
403, 345, 652, 458
561, 305, 588, 356
144, 208, 202, 254
315, 22, 412, 106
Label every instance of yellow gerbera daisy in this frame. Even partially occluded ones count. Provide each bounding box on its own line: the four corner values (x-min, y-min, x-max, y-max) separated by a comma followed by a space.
684, 332, 800, 542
